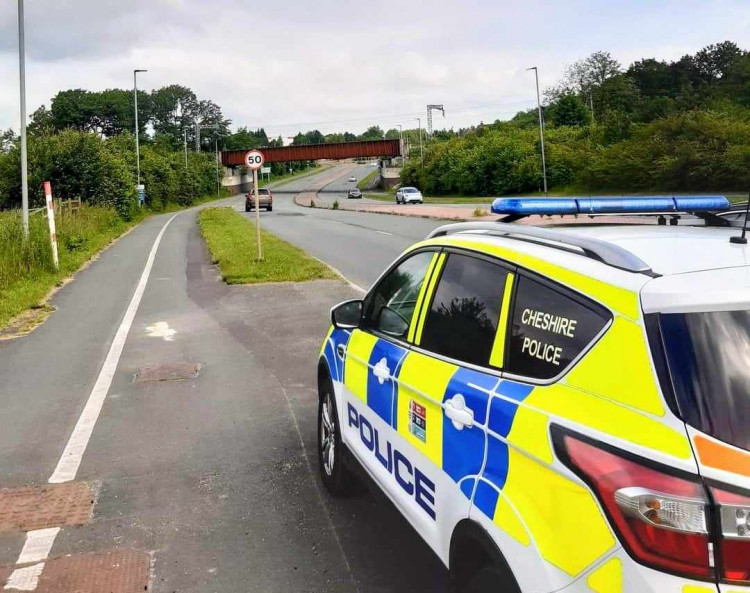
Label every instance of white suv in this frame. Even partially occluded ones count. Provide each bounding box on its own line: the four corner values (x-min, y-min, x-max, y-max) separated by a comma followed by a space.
396, 187, 423, 204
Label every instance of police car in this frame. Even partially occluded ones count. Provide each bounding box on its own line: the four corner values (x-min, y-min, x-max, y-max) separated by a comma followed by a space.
317, 196, 750, 593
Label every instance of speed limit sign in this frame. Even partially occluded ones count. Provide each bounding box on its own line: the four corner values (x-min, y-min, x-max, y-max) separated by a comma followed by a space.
244, 150, 265, 170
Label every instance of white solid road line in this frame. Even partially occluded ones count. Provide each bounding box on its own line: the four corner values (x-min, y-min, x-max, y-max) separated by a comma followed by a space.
49, 213, 181, 484
375, 230, 393, 236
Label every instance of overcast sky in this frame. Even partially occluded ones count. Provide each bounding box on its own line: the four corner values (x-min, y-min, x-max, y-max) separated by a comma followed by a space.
0, 0, 748, 137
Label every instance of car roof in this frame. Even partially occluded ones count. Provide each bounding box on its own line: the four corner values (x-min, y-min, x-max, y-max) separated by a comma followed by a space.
431, 223, 750, 313
560, 225, 750, 276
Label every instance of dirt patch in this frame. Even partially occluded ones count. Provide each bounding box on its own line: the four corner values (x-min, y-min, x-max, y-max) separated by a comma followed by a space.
0, 305, 55, 341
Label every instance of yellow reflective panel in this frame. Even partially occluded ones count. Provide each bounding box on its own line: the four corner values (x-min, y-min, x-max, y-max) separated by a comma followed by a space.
586, 557, 623, 593
503, 448, 615, 576
435, 237, 641, 321
682, 587, 717, 593
565, 317, 665, 417
407, 253, 440, 343
506, 404, 554, 465
320, 325, 334, 356
489, 272, 515, 369
343, 330, 378, 403
492, 492, 530, 546
525, 383, 692, 460
396, 351, 456, 466
415, 253, 446, 345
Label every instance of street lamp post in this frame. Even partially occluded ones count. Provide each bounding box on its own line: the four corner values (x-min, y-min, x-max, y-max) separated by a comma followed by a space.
133, 69, 147, 190
527, 66, 548, 196
17, 0, 28, 237
414, 118, 424, 167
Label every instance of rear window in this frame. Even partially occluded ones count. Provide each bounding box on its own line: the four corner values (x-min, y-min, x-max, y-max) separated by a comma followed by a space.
655, 310, 750, 451
506, 275, 611, 380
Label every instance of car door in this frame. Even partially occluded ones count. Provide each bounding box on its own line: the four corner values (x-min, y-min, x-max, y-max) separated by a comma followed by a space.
394, 250, 516, 559
341, 249, 441, 507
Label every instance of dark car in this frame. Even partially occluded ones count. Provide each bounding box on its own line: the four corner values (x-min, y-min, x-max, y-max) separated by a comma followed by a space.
245, 188, 273, 212
348, 188, 362, 199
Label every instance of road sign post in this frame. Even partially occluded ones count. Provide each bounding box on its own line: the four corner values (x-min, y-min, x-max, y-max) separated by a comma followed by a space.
43, 181, 59, 270
244, 150, 265, 260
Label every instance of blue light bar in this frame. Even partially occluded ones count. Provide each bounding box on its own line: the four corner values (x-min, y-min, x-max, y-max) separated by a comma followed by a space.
491, 195, 730, 217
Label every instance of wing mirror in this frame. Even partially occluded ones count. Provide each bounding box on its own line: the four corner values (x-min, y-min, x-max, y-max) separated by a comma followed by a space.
331, 299, 363, 329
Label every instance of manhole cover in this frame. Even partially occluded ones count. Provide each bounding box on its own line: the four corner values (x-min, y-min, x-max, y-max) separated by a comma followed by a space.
135, 362, 201, 383
276, 212, 305, 217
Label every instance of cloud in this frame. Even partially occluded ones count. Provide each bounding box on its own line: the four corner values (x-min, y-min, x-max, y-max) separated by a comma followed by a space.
0, 0, 748, 134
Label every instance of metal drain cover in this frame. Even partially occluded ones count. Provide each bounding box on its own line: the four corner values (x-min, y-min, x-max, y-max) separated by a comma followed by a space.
135, 362, 201, 383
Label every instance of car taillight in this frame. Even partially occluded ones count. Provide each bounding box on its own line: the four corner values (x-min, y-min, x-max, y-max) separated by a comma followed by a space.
711, 486, 750, 584
555, 431, 713, 580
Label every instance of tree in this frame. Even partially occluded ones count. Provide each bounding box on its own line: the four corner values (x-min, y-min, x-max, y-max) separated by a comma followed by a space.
1, 129, 17, 154
27, 105, 54, 136
150, 84, 197, 147
385, 128, 401, 140
694, 41, 745, 82
547, 94, 591, 127
547, 51, 622, 101
359, 126, 384, 141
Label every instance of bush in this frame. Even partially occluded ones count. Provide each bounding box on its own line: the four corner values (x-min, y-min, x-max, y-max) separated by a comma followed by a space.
0, 130, 219, 217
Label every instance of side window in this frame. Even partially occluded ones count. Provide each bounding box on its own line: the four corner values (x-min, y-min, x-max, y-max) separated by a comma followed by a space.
419, 253, 510, 367
363, 251, 435, 340
506, 275, 611, 380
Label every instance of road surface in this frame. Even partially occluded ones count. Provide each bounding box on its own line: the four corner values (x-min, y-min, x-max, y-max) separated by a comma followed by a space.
0, 163, 452, 592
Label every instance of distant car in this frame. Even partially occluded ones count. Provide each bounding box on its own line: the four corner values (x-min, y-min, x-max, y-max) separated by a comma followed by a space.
349, 176, 357, 182
348, 189, 362, 199
245, 187, 273, 212
396, 187, 423, 204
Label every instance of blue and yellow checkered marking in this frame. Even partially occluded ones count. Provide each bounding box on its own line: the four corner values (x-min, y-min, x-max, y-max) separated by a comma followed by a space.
366, 339, 408, 425
441, 367, 496, 484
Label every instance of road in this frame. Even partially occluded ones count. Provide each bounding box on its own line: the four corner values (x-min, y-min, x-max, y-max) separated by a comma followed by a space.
0, 163, 452, 592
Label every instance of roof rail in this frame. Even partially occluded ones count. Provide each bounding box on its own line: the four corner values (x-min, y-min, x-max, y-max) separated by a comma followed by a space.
426, 222, 653, 274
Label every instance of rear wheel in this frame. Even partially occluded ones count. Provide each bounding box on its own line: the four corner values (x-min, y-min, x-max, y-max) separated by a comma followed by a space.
462, 567, 519, 593
267, 205, 273, 212
318, 378, 362, 496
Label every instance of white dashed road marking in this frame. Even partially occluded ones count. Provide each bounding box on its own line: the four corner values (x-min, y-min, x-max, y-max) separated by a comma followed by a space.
49, 212, 180, 484
16, 528, 60, 564
4, 563, 45, 591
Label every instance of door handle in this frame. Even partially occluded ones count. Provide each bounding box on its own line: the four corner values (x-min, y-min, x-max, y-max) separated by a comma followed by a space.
337, 344, 346, 359
373, 357, 391, 384
444, 394, 474, 430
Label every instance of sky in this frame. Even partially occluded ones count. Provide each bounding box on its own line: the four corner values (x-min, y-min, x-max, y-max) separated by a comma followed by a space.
0, 0, 748, 138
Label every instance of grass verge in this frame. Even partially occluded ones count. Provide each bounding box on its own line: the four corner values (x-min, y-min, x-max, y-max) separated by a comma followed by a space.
357, 169, 379, 190
0, 206, 139, 331
0, 192, 232, 333
198, 207, 338, 284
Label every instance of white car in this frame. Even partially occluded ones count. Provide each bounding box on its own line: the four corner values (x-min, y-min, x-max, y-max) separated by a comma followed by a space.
396, 187, 423, 204
349, 176, 357, 183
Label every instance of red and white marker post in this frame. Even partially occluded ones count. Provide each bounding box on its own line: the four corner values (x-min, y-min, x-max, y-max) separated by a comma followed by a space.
244, 150, 265, 260
43, 181, 59, 270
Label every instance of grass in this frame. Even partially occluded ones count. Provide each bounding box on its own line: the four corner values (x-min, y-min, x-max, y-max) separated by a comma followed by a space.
357, 169, 379, 190
0, 205, 139, 330
198, 207, 338, 284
